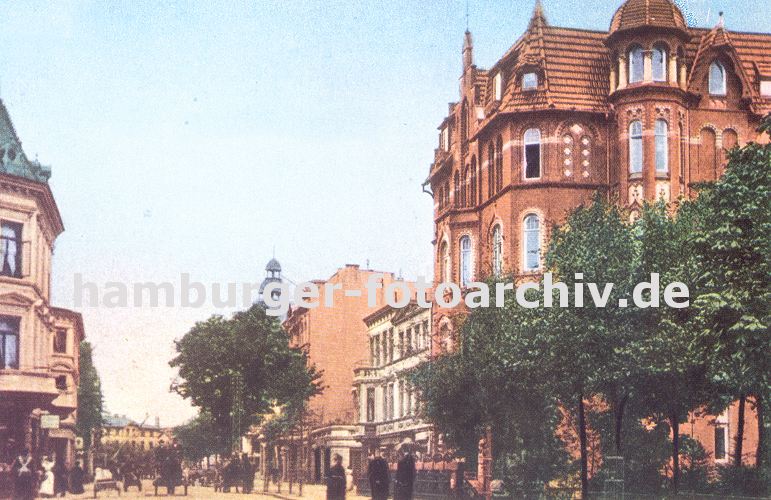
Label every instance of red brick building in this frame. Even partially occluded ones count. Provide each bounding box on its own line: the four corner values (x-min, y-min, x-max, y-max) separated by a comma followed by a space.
259, 265, 401, 483
426, 0, 770, 469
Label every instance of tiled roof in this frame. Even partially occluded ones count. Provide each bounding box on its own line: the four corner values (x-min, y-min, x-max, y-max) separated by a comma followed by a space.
609, 0, 687, 35
498, 27, 611, 114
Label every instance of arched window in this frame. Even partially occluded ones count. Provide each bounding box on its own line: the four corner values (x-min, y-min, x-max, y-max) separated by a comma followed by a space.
655, 119, 669, 173
679, 122, 686, 181
495, 135, 503, 191
487, 142, 495, 198
491, 225, 503, 277
523, 215, 541, 271
523, 128, 541, 179
470, 156, 477, 206
652, 45, 667, 82
460, 101, 469, 155
629, 46, 644, 83
709, 61, 726, 95
459, 236, 472, 287
629, 120, 643, 174
439, 241, 450, 282
461, 166, 469, 207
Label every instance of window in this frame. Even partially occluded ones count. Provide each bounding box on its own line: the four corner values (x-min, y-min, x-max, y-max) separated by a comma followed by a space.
493, 72, 503, 100
366, 388, 375, 422
523, 214, 541, 271
761, 80, 771, 97
495, 136, 503, 191
524, 128, 541, 179
709, 61, 726, 95
470, 157, 477, 206
679, 123, 686, 181
487, 142, 495, 198
629, 120, 643, 174
1, 222, 23, 278
460, 101, 469, 156
714, 426, 728, 460
440, 126, 450, 151
55, 375, 67, 390
54, 329, 67, 354
655, 119, 669, 173
0, 316, 19, 369
522, 72, 538, 90
462, 166, 469, 207
629, 46, 644, 84
460, 236, 472, 287
652, 45, 667, 82
492, 225, 503, 277
439, 241, 449, 283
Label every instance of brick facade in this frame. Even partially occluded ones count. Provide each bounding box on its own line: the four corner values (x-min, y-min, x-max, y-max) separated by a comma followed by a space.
426, 0, 770, 469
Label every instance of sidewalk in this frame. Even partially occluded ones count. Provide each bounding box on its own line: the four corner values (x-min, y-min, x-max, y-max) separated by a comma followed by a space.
260, 483, 368, 500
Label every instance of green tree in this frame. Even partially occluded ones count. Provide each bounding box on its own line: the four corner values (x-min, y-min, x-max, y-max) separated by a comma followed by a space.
545, 195, 639, 497
170, 304, 321, 453
688, 115, 771, 469
76, 341, 104, 451
411, 289, 570, 493
174, 411, 220, 464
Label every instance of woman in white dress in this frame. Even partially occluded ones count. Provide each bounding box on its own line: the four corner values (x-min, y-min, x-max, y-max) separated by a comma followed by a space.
39, 455, 56, 497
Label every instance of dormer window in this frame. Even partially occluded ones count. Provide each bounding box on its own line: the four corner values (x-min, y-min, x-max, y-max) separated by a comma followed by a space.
440, 126, 450, 151
522, 72, 538, 90
709, 61, 727, 95
652, 45, 667, 82
629, 46, 644, 83
493, 72, 503, 101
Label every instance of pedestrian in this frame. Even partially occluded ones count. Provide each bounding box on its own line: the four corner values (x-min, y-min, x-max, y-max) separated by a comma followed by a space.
39, 454, 55, 497
367, 448, 390, 500
69, 461, 85, 495
223, 453, 241, 493
326, 453, 346, 500
393, 442, 416, 500
53, 455, 68, 497
11, 448, 36, 500
241, 453, 255, 493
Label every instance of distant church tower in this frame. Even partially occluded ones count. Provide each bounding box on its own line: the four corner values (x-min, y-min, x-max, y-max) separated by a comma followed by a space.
258, 257, 283, 309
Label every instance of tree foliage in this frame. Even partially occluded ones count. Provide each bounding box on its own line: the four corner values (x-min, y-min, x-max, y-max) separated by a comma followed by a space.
169, 304, 321, 453
76, 341, 104, 450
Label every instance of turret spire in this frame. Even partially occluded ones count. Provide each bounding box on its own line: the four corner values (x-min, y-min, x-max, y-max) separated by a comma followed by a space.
529, 0, 548, 30
462, 30, 474, 70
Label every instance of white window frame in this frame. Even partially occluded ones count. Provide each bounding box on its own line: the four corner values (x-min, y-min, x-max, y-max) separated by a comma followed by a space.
629, 46, 644, 84
522, 214, 541, 272
652, 45, 667, 82
629, 120, 643, 174
459, 236, 473, 287
522, 72, 538, 90
492, 225, 503, 277
493, 72, 503, 101
523, 128, 542, 180
655, 119, 669, 173
709, 61, 727, 96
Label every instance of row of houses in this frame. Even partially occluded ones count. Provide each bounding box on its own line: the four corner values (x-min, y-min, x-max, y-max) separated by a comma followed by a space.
246, 0, 771, 494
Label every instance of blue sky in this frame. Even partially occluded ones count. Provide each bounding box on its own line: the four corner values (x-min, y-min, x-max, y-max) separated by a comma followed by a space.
1, 0, 768, 426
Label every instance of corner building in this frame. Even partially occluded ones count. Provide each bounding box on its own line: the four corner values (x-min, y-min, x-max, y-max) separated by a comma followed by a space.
1, 98, 85, 491
427, 0, 770, 469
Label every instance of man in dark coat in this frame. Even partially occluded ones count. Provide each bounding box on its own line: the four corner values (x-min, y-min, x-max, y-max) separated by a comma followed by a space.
69, 461, 85, 494
367, 448, 390, 500
53, 456, 68, 497
326, 453, 346, 500
241, 453, 255, 493
394, 443, 416, 500
11, 448, 36, 500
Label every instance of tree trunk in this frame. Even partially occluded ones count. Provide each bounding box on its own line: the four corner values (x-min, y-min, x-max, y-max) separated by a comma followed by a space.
734, 394, 746, 466
670, 414, 680, 494
756, 394, 765, 469
614, 394, 628, 455
578, 394, 589, 499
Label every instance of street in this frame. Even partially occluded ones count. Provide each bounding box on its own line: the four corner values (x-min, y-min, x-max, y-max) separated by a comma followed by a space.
60, 480, 369, 500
